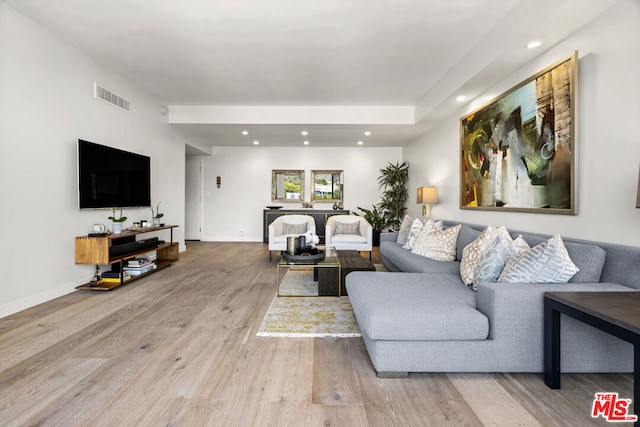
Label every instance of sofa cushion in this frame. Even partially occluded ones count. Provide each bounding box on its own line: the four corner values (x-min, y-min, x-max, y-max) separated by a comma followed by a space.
282, 222, 307, 235
346, 272, 489, 341
563, 241, 607, 283
330, 234, 367, 243
411, 223, 461, 261
498, 235, 579, 283
381, 242, 462, 274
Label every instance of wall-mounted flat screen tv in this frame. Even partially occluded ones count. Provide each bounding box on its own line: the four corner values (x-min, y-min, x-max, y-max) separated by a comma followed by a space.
78, 139, 151, 209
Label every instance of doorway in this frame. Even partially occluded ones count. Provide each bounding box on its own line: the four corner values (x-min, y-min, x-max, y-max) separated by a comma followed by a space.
185, 159, 203, 240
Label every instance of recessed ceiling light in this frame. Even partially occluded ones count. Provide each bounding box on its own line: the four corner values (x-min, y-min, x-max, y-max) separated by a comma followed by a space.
242, 130, 248, 135
303, 141, 309, 145
456, 95, 467, 102
357, 141, 364, 145
301, 131, 308, 136
364, 131, 371, 136
253, 140, 259, 145
526, 40, 542, 49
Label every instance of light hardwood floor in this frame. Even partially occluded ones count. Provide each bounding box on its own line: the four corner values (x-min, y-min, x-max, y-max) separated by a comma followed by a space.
0, 242, 633, 426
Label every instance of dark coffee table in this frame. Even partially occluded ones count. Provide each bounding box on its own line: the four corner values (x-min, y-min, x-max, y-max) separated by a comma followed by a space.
544, 291, 640, 424
338, 250, 376, 296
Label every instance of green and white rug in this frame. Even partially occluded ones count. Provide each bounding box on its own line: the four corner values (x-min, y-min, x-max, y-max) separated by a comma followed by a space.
257, 270, 360, 337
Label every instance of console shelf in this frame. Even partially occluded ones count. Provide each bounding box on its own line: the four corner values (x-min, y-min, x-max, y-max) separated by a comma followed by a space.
75, 225, 179, 291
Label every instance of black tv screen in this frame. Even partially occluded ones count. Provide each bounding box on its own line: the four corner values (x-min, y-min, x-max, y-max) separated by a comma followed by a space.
78, 139, 151, 209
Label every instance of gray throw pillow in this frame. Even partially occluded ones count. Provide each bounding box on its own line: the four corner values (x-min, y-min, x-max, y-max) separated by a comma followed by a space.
473, 234, 516, 290
498, 234, 579, 283
282, 222, 307, 235
396, 214, 414, 245
334, 221, 360, 235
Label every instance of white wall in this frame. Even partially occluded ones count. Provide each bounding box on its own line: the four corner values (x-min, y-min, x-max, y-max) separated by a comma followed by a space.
0, 3, 186, 317
190, 146, 402, 241
405, 0, 640, 247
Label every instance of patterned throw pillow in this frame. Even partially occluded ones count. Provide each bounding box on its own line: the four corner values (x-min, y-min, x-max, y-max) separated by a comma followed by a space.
472, 234, 520, 290
402, 218, 424, 250
396, 215, 414, 245
334, 221, 360, 235
460, 225, 498, 285
282, 222, 307, 235
411, 224, 462, 261
460, 226, 514, 286
403, 219, 443, 250
498, 234, 579, 283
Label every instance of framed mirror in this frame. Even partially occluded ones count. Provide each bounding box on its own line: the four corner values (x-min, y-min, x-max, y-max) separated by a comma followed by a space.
271, 170, 305, 203
311, 170, 344, 202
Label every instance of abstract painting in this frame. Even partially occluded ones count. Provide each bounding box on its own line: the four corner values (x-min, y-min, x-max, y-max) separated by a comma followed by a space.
460, 52, 577, 214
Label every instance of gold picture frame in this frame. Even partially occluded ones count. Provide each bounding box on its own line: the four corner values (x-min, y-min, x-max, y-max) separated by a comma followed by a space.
460, 52, 578, 214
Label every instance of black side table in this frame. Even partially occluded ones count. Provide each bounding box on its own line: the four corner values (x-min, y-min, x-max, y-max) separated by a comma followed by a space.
544, 291, 640, 424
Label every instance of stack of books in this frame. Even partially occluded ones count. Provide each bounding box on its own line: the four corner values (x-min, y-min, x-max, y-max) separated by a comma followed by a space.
124, 258, 157, 276
101, 270, 132, 283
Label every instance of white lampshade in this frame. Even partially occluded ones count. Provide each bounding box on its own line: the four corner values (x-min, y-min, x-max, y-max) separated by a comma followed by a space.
417, 186, 438, 204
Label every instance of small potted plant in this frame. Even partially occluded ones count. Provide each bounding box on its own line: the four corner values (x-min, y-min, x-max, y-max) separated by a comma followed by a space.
356, 205, 389, 246
108, 208, 127, 234
150, 202, 163, 226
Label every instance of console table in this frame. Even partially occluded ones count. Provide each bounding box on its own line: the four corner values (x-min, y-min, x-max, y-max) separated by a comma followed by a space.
544, 291, 640, 424
263, 209, 349, 244
75, 225, 179, 290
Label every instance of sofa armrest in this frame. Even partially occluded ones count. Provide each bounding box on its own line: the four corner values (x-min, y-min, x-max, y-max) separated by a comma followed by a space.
268, 222, 283, 246
380, 232, 398, 244
475, 282, 635, 341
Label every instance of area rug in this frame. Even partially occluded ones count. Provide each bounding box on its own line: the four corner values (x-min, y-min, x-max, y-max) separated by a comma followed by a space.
257, 270, 360, 337
278, 269, 318, 296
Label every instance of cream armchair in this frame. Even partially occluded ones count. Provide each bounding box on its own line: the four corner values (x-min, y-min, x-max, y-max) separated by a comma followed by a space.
325, 215, 373, 259
268, 214, 316, 261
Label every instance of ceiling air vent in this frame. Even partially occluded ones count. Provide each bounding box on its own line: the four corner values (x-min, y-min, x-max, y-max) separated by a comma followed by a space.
94, 82, 130, 112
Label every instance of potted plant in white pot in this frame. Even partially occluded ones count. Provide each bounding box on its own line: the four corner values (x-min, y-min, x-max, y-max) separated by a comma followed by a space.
108, 208, 127, 234
150, 202, 163, 226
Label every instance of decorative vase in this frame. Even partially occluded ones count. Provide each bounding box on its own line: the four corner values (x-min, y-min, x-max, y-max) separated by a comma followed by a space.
112, 222, 122, 234
153, 217, 160, 226
333, 202, 338, 210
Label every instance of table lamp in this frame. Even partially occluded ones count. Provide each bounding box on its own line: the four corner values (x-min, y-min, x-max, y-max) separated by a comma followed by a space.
417, 186, 438, 219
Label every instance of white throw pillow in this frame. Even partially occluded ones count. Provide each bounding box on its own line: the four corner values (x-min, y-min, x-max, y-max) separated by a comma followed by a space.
403, 218, 424, 250
411, 224, 462, 261
460, 225, 497, 285
498, 234, 579, 283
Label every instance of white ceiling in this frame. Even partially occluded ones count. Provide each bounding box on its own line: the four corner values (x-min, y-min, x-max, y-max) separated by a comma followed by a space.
5, 0, 618, 151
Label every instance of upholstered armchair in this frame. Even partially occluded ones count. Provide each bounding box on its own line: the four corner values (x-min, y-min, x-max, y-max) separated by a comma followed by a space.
268, 215, 316, 261
325, 215, 373, 259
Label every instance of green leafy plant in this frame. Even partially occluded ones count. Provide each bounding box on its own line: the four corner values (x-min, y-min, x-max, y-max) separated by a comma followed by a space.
151, 202, 164, 219
108, 208, 127, 223
377, 161, 409, 230
356, 205, 389, 232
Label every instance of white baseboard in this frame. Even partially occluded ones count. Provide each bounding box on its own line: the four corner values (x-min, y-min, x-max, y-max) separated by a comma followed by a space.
0, 281, 79, 319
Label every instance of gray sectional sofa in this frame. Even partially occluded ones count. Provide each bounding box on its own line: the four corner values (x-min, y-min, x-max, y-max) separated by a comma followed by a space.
346, 220, 640, 376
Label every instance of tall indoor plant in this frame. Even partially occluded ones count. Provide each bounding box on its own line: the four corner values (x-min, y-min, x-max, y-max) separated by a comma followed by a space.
377, 161, 409, 230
